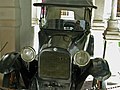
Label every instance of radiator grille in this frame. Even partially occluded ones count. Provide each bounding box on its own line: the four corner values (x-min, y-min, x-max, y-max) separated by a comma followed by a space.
39, 51, 70, 79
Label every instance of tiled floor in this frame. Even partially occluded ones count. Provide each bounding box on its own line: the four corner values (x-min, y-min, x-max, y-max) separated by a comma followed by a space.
106, 74, 120, 90
80, 74, 120, 90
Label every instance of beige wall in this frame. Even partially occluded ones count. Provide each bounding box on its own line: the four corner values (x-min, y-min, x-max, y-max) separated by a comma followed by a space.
0, 0, 35, 57
0, 0, 21, 56
0, 28, 16, 54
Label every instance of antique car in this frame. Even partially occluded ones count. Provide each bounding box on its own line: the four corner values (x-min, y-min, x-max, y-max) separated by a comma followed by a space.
0, 0, 111, 90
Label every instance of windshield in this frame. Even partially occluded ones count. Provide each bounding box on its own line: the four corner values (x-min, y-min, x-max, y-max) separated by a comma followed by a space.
34, 0, 97, 29
46, 7, 85, 20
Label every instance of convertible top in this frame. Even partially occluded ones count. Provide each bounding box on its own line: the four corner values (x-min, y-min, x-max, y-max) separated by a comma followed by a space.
33, 0, 97, 9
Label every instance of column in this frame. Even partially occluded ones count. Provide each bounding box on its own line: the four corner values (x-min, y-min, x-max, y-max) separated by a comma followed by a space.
111, 0, 118, 19
92, 0, 106, 30
19, 0, 34, 49
103, 0, 120, 40
32, 0, 41, 25
32, 0, 38, 25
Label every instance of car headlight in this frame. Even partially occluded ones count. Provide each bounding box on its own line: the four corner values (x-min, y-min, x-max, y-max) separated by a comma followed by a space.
74, 50, 90, 67
21, 46, 36, 62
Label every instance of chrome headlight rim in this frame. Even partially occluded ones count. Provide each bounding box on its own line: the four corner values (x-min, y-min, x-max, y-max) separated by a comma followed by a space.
21, 46, 36, 62
74, 50, 90, 67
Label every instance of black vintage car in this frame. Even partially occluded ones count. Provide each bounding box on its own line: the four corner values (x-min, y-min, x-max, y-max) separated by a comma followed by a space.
0, 0, 111, 90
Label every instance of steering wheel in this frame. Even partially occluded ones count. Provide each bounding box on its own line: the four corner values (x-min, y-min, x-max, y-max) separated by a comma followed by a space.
64, 21, 75, 28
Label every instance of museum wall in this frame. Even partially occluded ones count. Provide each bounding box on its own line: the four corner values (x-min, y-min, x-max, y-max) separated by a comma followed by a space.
0, 0, 21, 56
